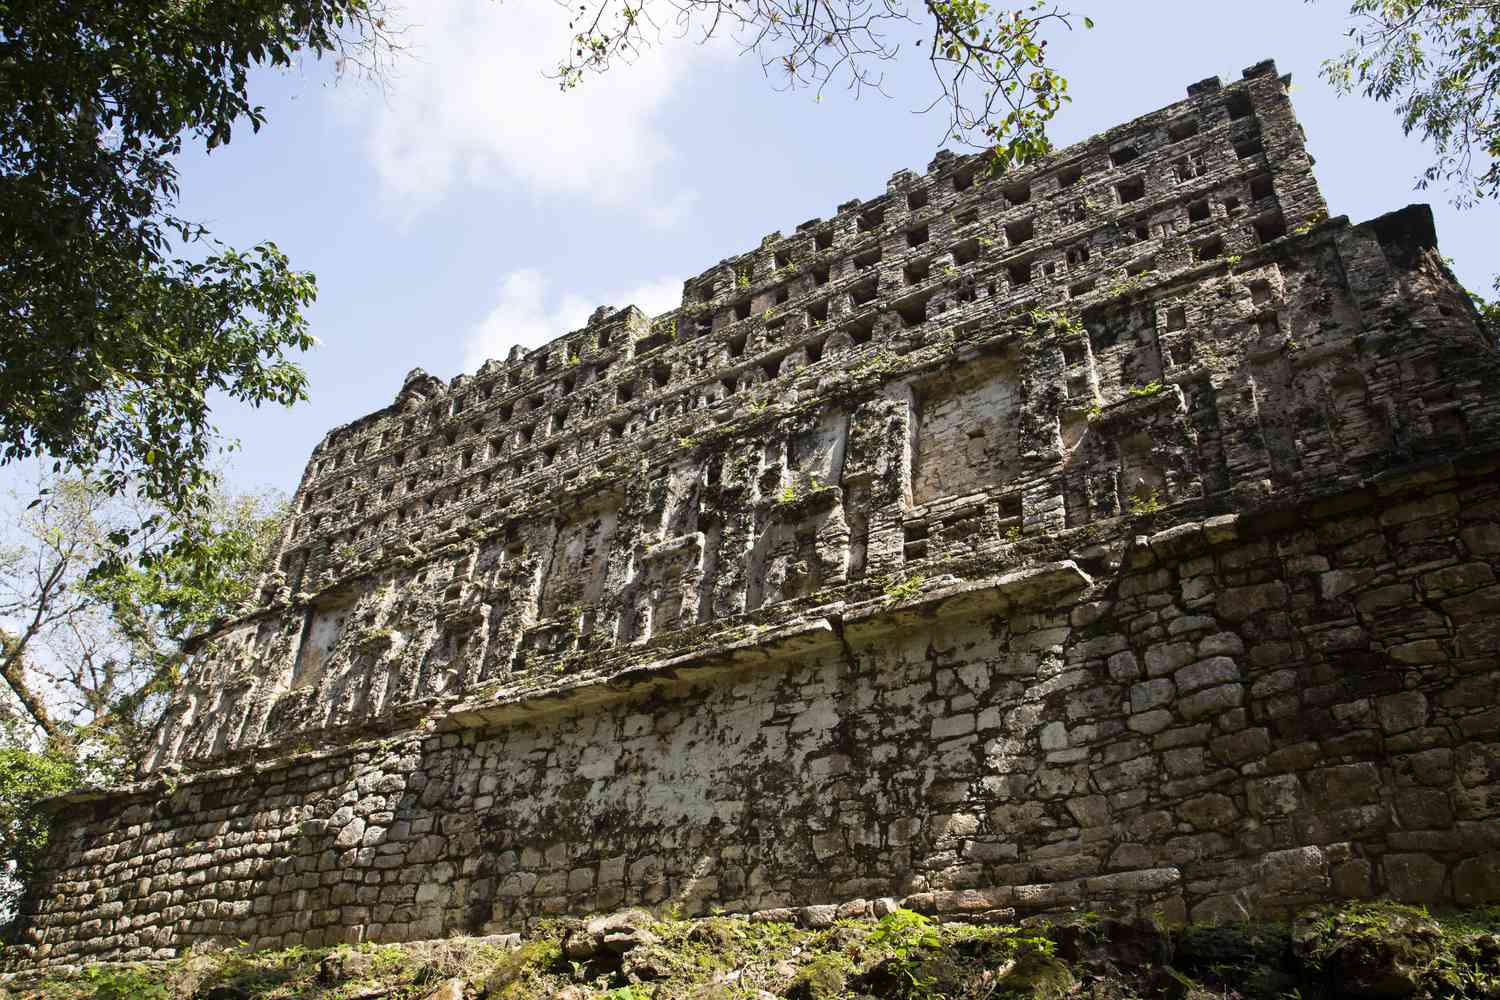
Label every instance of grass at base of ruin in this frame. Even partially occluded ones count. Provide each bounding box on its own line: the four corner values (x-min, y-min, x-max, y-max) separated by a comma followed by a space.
4, 900, 1499, 1000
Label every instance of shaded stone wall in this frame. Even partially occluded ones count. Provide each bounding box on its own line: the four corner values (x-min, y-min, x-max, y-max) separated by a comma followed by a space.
15, 458, 1500, 967
8, 58, 1500, 970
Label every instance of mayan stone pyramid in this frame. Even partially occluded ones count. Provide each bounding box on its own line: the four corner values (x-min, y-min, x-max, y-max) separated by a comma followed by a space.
9, 59, 1500, 970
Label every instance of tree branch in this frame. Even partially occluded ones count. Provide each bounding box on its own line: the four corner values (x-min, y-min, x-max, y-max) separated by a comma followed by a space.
0, 630, 57, 738
549, 0, 1080, 160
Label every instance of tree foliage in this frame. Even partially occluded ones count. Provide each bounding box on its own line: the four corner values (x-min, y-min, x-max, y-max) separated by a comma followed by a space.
1471, 283, 1500, 344
0, 739, 80, 921
1321, 0, 1500, 207
0, 1, 395, 529
0, 475, 285, 921
552, 1, 1500, 201
554, 0, 1087, 170
0, 476, 287, 756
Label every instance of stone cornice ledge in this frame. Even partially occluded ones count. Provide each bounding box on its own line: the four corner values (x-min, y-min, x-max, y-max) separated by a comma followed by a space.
26, 561, 1085, 812
46, 444, 1500, 809
439, 560, 1093, 730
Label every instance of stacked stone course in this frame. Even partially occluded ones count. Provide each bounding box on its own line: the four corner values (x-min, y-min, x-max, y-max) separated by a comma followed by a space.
8, 58, 1500, 970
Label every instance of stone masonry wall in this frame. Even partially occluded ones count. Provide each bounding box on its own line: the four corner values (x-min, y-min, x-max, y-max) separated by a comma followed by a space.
7, 58, 1500, 969
15, 457, 1500, 967
135, 62, 1496, 775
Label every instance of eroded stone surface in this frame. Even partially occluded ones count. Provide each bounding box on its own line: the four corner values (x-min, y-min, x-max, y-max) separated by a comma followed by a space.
8, 59, 1500, 970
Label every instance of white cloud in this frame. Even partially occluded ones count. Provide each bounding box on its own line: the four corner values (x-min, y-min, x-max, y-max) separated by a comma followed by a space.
357, 0, 711, 221
462, 269, 683, 371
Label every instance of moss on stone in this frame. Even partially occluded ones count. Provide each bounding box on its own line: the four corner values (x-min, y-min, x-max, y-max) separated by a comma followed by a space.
12, 903, 1500, 1000
995, 949, 1076, 999
784, 953, 847, 999
480, 938, 562, 998
1292, 901, 1500, 999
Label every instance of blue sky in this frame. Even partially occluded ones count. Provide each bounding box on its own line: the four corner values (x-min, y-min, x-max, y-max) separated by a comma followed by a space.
169, 0, 1499, 497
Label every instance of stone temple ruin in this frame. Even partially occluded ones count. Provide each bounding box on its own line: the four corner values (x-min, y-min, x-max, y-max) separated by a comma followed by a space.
9, 59, 1500, 969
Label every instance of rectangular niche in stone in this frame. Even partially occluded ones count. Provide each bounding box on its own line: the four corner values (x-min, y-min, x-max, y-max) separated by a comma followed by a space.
291, 596, 356, 689
540, 499, 620, 619
911, 350, 1022, 504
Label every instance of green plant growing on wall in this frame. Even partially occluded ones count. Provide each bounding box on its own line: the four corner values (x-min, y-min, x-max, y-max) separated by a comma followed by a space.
1290, 209, 1329, 239
1129, 490, 1164, 517
779, 483, 798, 503
1128, 380, 1165, 398
881, 574, 925, 601
1005, 524, 1023, 543
1029, 307, 1086, 337
1106, 271, 1153, 301
736, 266, 751, 289
853, 348, 896, 376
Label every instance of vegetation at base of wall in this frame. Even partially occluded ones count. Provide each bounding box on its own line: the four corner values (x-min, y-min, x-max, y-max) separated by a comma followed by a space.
0, 741, 81, 919
10, 901, 1500, 1000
